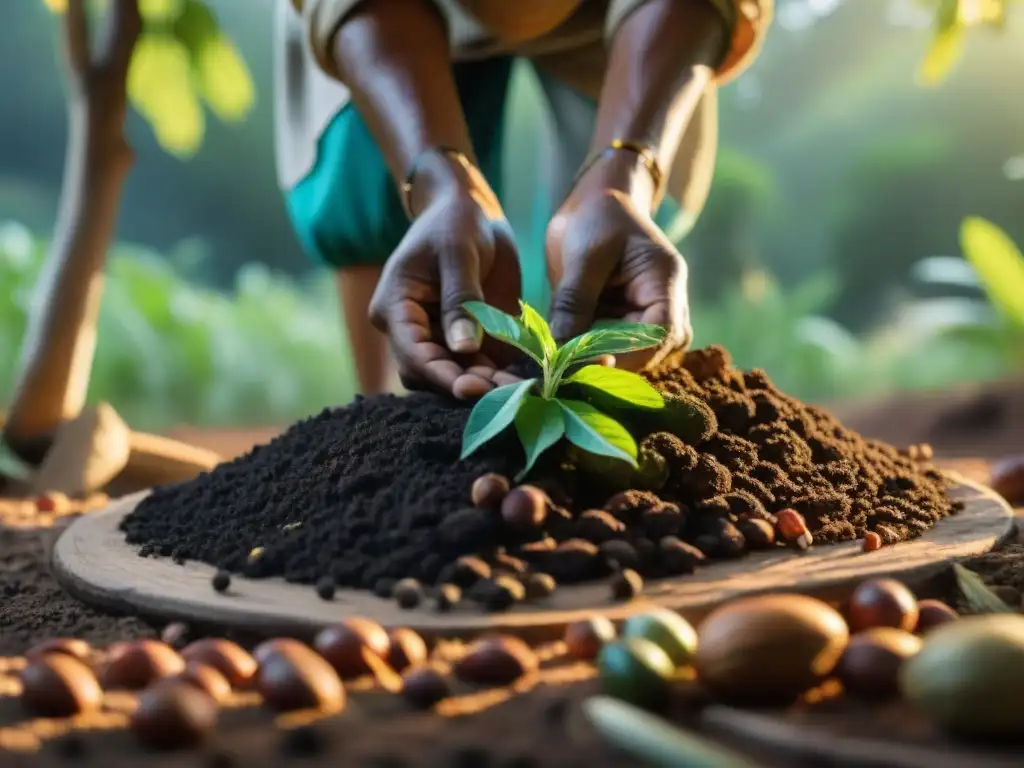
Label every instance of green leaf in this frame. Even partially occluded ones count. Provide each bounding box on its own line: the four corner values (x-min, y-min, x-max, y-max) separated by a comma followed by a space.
590, 319, 671, 344
519, 301, 556, 358
552, 324, 667, 384
960, 216, 1024, 327
557, 399, 637, 467
954, 564, 1017, 614
464, 301, 545, 363
513, 396, 565, 480
460, 379, 536, 459
565, 365, 664, 410
917, 26, 965, 86
128, 33, 205, 157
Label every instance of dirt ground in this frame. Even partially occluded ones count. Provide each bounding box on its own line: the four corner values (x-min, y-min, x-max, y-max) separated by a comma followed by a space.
0, 382, 1022, 767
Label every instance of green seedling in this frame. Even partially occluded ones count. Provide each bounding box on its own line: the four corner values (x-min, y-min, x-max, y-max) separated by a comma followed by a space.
459, 300, 667, 481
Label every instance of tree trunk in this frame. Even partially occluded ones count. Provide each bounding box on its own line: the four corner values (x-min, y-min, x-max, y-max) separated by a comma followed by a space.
2, 0, 141, 464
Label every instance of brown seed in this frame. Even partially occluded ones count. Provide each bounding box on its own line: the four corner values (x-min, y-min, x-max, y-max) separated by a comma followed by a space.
447, 556, 492, 588
401, 666, 451, 709
500, 486, 548, 530
847, 578, 919, 633
564, 617, 617, 661
387, 628, 428, 672
257, 643, 345, 713
20, 654, 103, 717
434, 583, 462, 612
454, 635, 539, 687
252, 638, 310, 666
100, 640, 185, 691
577, 510, 626, 543
314, 618, 391, 679
131, 681, 218, 750
989, 455, 1024, 506
914, 599, 959, 635
862, 532, 883, 552
523, 572, 557, 600
471, 473, 510, 508
394, 578, 424, 609
610, 569, 644, 601
168, 663, 232, 704
837, 627, 923, 699
658, 536, 704, 575
181, 638, 257, 688
25, 638, 92, 664
160, 623, 191, 650
736, 519, 775, 550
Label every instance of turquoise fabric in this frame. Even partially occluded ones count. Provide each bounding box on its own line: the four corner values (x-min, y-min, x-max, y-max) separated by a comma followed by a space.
286, 56, 516, 270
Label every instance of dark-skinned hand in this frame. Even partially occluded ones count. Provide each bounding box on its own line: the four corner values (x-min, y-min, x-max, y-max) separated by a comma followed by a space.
368, 181, 523, 399
546, 185, 692, 371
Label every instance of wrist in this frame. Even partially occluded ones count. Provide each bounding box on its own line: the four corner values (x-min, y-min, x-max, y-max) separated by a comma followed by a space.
404, 150, 499, 218
568, 149, 658, 214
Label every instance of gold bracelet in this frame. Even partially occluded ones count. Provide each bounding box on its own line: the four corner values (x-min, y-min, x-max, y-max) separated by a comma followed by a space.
400, 146, 475, 220
569, 139, 665, 207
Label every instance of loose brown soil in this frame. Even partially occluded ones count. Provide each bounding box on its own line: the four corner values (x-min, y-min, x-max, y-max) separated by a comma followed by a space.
119, 348, 956, 602
1, 381, 1022, 767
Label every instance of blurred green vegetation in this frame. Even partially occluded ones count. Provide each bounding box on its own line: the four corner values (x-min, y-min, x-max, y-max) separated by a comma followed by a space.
2, 0, 1023, 429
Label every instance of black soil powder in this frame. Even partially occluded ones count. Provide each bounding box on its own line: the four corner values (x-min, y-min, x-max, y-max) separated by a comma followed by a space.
121, 346, 956, 592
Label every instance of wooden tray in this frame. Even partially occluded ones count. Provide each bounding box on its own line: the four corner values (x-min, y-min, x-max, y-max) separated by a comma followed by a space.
51, 476, 1014, 642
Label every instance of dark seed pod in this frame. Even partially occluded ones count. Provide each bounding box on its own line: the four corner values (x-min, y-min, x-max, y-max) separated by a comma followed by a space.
471, 473, 510, 508
434, 583, 462, 612
609, 569, 644, 601
523, 572, 557, 600
212, 571, 231, 593
394, 579, 423, 610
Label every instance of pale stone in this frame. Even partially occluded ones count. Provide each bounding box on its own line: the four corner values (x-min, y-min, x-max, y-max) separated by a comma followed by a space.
30, 403, 131, 497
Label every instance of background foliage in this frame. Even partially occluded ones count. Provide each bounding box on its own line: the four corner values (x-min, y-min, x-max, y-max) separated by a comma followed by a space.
1, 0, 1022, 430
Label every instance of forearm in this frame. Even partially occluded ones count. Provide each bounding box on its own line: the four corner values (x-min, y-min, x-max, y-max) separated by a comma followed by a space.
330, 0, 476, 213
582, 0, 730, 208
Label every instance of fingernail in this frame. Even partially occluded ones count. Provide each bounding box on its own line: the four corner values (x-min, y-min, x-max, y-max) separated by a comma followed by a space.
448, 319, 479, 353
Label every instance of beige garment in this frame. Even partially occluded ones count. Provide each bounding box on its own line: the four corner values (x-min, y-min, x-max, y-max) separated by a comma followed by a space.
275, 0, 772, 206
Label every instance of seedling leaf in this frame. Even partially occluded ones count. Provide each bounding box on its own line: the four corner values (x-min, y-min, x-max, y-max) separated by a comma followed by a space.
558, 399, 637, 467
461, 379, 536, 459
553, 324, 667, 380
513, 396, 565, 481
519, 300, 556, 358
954, 564, 1016, 614
464, 301, 545, 362
565, 365, 665, 410
960, 216, 1024, 327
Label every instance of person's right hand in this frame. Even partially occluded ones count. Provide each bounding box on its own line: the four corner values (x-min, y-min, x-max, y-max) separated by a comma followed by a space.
368, 163, 523, 399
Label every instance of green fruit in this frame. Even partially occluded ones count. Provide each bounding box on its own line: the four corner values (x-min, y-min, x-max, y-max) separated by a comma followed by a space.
597, 638, 675, 710
622, 609, 699, 668
900, 614, 1024, 739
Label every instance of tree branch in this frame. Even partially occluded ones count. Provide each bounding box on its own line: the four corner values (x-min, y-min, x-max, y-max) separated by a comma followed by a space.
64, 0, 92, 78
95, 0, 142, 77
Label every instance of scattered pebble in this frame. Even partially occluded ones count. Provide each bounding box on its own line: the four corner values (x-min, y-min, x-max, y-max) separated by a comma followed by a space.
316, 576, 337, 601
394, 578, 424, 609
212, 571, 231, 593
161, 622, 192, 650
609, 569, 643, 601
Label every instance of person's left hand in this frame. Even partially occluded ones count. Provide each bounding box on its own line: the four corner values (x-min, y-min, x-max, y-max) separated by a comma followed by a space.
545, 178, 692, 370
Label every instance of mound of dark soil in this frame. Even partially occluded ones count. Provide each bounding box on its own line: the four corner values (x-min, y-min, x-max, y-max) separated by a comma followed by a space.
121, 346, 956, 596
